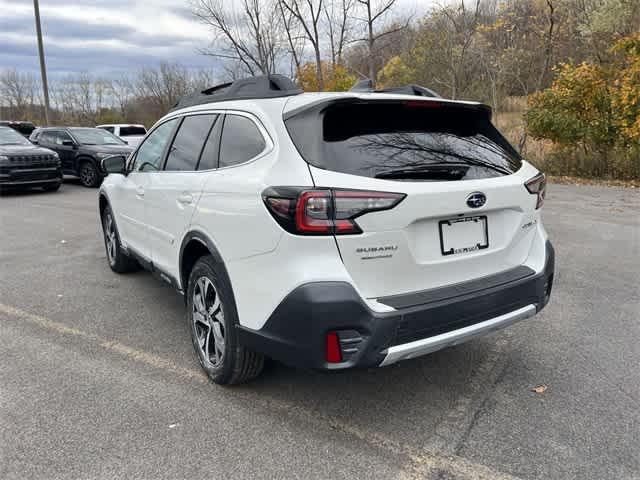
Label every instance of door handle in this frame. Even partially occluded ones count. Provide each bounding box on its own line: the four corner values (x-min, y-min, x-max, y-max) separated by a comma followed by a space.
177, 193, 194, 205
136, 186, 145, 197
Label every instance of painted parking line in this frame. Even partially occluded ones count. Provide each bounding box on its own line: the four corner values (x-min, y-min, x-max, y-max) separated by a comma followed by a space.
0, 302, 521, 480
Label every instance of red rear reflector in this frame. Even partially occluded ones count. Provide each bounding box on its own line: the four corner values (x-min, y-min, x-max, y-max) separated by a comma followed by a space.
326, 332, 342, 363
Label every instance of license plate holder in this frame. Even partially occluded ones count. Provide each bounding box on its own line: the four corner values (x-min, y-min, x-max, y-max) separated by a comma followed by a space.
439, 216, 489, 256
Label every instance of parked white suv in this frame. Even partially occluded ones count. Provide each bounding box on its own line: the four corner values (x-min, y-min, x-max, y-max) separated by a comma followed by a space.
99, 75, 554, 385
96, 124, 147, 147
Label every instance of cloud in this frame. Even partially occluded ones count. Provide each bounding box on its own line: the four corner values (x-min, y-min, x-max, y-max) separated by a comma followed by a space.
0, 0, 431, 78
0, 0, 218, 78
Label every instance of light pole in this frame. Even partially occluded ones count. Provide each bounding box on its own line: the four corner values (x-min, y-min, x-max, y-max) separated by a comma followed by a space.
33, 0, 51, 125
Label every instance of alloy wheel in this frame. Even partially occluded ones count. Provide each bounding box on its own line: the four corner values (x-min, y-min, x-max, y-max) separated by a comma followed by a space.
192, 276, 226, 367
104, 212, 116, 265
80, 164, 96, 186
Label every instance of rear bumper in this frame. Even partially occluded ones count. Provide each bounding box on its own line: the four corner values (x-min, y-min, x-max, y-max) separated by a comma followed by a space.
239, 240, 555, 370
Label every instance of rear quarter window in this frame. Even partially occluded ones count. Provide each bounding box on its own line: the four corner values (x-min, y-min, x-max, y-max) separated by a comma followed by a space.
219, 115, 266, 168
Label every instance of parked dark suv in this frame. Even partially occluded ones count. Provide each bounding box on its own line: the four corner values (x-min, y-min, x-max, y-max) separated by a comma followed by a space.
0, 126, 62, 192
30, 127, 134, 187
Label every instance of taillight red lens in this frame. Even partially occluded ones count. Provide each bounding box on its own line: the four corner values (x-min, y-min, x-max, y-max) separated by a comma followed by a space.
525, 173, 546, 209
263, 187, 405, 236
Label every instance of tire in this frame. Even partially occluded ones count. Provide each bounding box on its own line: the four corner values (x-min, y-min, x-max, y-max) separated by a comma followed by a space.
186, 255, 264, 385
78, 161, 100, 188
101, 205, 139, 273
42, 182, 61, 192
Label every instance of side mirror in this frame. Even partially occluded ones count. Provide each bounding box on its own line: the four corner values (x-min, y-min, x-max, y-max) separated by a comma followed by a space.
101, 155, 127, 175
62, 140, 75, 147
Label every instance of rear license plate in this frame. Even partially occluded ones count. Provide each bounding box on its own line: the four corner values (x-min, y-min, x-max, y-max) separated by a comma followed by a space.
439, 216, 488, 256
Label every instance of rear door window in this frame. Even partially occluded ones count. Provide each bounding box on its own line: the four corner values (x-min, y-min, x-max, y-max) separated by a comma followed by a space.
286, 101, 522, 181
219, 114, 266, 168
164, 114, 217, 172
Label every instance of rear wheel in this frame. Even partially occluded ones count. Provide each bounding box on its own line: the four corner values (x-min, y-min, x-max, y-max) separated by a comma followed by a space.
101, 205, 138, 273
79, 161, 100, 188
187, 255, 264, 385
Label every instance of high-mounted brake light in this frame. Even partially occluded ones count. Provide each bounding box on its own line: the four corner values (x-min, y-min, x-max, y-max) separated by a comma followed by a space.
262, 187, 405, 236
403, 100, 446, 109
525, 173, 546, 209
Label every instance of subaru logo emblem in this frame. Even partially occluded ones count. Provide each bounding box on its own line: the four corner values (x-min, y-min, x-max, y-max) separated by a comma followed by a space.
466, 192, 486, 209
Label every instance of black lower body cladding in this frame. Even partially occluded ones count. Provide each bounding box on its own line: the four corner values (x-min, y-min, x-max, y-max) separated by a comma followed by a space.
238, 241, 555, 371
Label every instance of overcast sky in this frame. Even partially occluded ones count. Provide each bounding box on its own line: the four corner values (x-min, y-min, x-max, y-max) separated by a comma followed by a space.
0, 0, 431, 79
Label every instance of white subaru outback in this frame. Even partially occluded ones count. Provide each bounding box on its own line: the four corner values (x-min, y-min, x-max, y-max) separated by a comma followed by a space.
99, 75, 554, 385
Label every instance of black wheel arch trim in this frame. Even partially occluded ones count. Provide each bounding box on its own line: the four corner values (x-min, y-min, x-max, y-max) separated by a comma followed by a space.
179, 230, 237, 310
75, 155, 100, 174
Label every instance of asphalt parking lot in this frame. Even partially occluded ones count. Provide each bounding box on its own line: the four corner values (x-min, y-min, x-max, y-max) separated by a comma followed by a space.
1, 181, 638, 480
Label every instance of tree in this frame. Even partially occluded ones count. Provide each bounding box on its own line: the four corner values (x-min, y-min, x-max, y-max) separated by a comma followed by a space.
193, 0, 283, 76
376, 55, 415, 87
135, 63, 192, 122
526, 33, 640, 178
323, 0, 356, 67
526, 62, 614, 149
0, 69, 38, 120
280, 0, 325, 90
353, 0, 408, 88
297, 61, 356, 91
611, 32, 640, 142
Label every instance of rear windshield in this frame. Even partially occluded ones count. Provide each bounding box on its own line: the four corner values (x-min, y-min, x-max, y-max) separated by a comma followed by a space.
120, 126, 146, 137
285, 101, 522, 181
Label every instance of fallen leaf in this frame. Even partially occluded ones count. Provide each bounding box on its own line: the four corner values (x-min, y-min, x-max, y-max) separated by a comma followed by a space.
531, 384, 548, 394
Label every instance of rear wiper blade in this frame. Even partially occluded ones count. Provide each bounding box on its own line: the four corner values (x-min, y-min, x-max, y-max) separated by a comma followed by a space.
375, 164, 469, 180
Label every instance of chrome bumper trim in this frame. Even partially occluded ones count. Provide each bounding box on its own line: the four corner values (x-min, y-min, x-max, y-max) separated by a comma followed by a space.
379, 304, 537, 367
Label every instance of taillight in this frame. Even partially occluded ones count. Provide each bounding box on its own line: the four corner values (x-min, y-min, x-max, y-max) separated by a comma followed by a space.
263, 187, 405, 235
525, 173, 546, 209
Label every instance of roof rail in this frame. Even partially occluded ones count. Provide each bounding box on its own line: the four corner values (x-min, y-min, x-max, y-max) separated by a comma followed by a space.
171, 74, 302, 111
348, 79, 441, 98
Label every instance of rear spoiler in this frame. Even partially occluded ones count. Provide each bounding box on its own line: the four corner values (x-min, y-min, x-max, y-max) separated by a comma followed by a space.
283, 96, 492, 121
